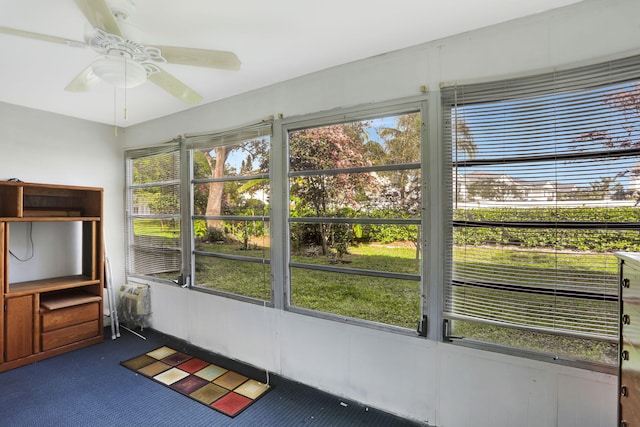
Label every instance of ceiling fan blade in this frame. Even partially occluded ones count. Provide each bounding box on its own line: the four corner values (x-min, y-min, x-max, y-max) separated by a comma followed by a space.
74, 0, 122, 36
148, 67, 203, 105
156, 46, 241, 71
65, 66, 102, 92
0, 27, 85, 47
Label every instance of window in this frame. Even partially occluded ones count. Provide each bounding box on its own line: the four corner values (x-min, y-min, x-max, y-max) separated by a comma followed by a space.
122, 55, 640, 367
125, 144, 182, 281
188, 124, 271, 302
285, 107, 426, 330
442, 57, 640, 364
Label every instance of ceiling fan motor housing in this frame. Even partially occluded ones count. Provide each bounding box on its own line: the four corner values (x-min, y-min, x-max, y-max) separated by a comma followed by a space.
85, 27, 165, 86
107, 0, 136, 21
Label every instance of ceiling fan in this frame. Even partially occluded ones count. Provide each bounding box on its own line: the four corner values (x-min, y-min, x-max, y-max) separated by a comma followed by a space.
0, 0, 241, 104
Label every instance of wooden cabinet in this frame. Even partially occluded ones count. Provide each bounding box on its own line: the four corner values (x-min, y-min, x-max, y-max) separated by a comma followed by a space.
0, 182, 103, 372
5, 295, 34, 361
619, 252, 640, 427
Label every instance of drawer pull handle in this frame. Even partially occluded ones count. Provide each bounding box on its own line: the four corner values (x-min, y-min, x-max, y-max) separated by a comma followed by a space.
623, 314, 631, 325
623, 278, 631, 288
622, 350, 630, 361
622, 385, 628, 397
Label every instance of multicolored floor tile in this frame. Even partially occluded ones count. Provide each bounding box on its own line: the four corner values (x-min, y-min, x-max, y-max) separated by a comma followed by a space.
121, 346, 271, 417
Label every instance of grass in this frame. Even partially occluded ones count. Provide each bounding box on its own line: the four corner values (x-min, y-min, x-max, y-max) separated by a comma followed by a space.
294, 243, 420, 274
142, 228, 618, 363
452, 320, 617, 364
193, 240, 421, 329
290, 267, 420, 329
134, 219, 180, 239
449, 245, 619, 363
453, 245, 619, 274
195, 255, 272, 300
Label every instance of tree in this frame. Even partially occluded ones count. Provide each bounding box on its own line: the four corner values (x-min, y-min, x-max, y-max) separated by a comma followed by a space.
377, 113, 477, 207
193, 151, 211, 215
456, 120, 476, 161
451, 114, 478, 205
378, 113, 422, 213
588, 177, 620, 200
573, 83, 640, 202
132, 151, 180, 232
375, 113, 422, 264
466, 178, 523, 201
289, 125, 375, 255
199, 138, 270, 231
202, 145, 236, 230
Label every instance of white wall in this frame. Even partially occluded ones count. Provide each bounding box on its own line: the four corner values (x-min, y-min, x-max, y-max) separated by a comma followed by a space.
0, 103, 126, 286
2, 0, 635, 425
122, 1, 637, 425
8, 222, 82, 283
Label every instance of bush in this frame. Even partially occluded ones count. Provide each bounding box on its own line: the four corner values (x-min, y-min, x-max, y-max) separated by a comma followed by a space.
205, 227, 226, 243
193, 219, 207, 238
454, 206, 640, 252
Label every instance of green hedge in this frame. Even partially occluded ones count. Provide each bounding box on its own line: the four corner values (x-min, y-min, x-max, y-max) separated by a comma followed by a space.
288, 206, 640, 252
454, 207, 640, 252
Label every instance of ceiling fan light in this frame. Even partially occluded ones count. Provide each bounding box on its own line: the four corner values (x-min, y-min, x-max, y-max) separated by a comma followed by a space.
91, 55, 147, 88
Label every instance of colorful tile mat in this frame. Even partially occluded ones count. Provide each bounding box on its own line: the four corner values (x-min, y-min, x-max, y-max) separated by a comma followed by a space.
121, 346, 271, 418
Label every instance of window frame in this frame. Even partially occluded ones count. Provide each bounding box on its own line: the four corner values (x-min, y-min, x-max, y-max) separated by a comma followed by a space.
121, 55, 640, 373
440, 56, 640, 373
185, 122, 274, 305
124, 141, 184, 285
278, 96, 430, 335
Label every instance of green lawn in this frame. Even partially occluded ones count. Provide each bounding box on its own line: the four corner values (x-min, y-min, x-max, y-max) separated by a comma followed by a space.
150, 234, 618, 363
193, 240, 421, 329
451, 320, 617, 364
134, 219, 180, 239
195, 254, 272, 300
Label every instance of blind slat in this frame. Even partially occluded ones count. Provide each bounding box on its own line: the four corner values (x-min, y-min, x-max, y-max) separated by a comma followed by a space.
185, 121, 272, 149
443, 55, 640, 347
125, 147, 182, 278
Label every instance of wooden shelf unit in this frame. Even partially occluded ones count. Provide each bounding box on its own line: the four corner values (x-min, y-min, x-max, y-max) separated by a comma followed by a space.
0, 182, 103, 372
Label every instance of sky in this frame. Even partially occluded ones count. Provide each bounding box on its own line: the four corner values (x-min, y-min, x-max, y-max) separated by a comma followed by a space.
454, 81, 640, 189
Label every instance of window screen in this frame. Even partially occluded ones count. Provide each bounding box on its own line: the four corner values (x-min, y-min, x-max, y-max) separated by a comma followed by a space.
287, 111, 424, 330
442, 56, 640, 364
187, 122, 272, 302
125, 144, 182, 281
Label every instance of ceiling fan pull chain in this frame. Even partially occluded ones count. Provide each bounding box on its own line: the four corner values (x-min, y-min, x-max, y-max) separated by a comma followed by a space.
113, 87, 118, 136
124, 55, 128, 121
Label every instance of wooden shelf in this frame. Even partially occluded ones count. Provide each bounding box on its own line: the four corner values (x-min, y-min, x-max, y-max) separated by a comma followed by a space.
0, 181, 104, 371
40, 289, 102, 311
23, 208, 83, 217
0, 182, 102, 219
8, 275, 101, 296
0, 216, 101, 222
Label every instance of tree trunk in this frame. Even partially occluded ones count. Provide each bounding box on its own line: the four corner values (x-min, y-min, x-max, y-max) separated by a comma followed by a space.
320, 223, 329, 256
204, 146, 229, 230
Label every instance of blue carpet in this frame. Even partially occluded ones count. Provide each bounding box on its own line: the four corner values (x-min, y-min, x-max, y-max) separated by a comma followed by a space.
0, 327, 425, 426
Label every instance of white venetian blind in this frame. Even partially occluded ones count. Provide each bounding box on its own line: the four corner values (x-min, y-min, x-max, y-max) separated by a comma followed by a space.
442, 56, 640, 342
185, 121, 272, 150
125, 143, 182, 278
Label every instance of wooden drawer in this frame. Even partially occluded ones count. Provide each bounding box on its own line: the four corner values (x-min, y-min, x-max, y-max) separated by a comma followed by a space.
41, 320, 99, 351
41, 302, 99, 332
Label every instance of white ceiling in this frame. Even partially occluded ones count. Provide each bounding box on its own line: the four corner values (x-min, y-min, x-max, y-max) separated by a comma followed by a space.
0, 0, 584, 127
